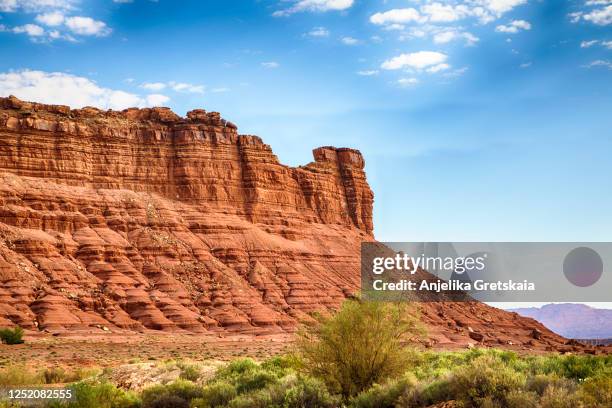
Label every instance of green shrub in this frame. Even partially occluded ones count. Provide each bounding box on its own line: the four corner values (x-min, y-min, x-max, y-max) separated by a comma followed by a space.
191, 382, 237, 407
0, 327, 24, 345
260, 354, 302, 373
579, 372, 612, 407
539, 385, 581, 408
350, 374, 417, 408
65, 381, 140, 408
0, 364, 42, 386
446, 355, 525, 407
533, 354, 611, 380
141, 380, 203, 408
282, 375, 340, 408
147, 395, 189, 408
178, 363, 202, 382
395, 378, 453, 408
505, 390, 539, 408
219, 359, 259, 377
298, 300, 423, 397
525, 374, 577, 396
225, 374, 338, 408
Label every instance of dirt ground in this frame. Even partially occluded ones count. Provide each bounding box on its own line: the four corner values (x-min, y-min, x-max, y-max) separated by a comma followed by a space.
0, 332, 294, 370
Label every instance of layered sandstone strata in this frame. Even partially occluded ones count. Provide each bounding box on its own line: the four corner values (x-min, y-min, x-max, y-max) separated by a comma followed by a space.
0, 96, 593, 352
0, 95, 372, 334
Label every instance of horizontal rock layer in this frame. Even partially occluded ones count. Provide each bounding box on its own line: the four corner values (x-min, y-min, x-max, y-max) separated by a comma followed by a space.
0, 96, 372, 334
0, 96, 592, 352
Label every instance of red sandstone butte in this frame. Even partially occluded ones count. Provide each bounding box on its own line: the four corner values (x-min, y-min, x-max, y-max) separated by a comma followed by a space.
0, 96, 600, 353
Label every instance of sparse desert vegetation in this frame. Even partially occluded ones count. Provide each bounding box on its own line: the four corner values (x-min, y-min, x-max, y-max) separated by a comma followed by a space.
0, 301, 610, 407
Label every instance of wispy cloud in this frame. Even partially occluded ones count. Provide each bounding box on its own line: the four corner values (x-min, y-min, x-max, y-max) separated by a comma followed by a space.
357, 70, 379, 76
141, 82, 166, 91
397, 77, 419, 87
381, 51, 448, 71
304, 26, 329, 38
583, 59, 612, 69
495, 20, 531, 34
0, 0, 76, 13
273, 0, 354, 17
433, 29, 479, 46
340, 36, 359, 45
570, 3, 612, 25
139, 81, 204, 94
261, 61, 280, 69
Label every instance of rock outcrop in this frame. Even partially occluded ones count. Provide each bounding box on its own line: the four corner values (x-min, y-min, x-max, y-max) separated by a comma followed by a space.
0, 95, 372, 334
0, 96, 600, 353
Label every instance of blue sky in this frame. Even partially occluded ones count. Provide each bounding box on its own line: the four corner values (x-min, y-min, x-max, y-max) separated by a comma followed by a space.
1, 0, 611, 245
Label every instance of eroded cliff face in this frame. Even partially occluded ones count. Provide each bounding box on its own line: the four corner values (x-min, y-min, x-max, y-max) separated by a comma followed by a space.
0, 96, 595, 353
0, 95, 373, 333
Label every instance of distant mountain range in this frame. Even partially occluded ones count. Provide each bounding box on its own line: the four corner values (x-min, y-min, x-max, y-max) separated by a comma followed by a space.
510, 304, 612, 339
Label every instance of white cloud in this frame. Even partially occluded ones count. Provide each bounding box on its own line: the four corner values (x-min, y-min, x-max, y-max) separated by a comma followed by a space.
370, 8, 422, 26
584, 59, 612, 69
12, 24, 45, 37
169, 81, 204, 93
341, 36, 359, 45
0, 0, 75, 12
357, 70, 379, 76
261, 61, 280, 69
141, 82, 166, 91
433, 29, 479, 46
140, 81, 205, 94
145, 94, 169, 106
273, 0, 353, 17
397, 77, 419, 87
421, 3, 468, 23
581, 39, 599, 47
495, 19, 531, 33
603, 40, 612, 49
65, 16, 111, 36
462, 32, 480, 46
479, 0, 527, 15
426, 62, 451, 73
583, 5, 612, 25
35, 11, 65, 26
305, 26, 329, 37
369, 0, 528, 29
381, 51, 448, 70
520, 61, 532, 68
443, 66, 469, 77
211, 87, 230, 93
0, 70, 169, 110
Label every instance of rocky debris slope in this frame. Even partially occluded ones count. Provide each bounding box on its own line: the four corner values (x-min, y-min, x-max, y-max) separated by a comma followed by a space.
0, 96, 600, 353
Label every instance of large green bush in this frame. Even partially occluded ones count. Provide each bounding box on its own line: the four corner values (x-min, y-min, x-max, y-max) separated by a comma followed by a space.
298, 300, 424, 397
